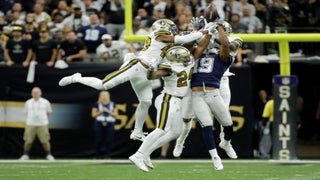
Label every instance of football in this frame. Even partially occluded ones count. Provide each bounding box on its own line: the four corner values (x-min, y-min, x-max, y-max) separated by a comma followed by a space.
204, 4, 219, 22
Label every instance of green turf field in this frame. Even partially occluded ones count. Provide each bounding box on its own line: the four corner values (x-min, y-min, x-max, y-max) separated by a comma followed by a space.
0, 159, 319, 180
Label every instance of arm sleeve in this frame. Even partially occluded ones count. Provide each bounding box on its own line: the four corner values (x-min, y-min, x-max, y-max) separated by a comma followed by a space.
174, 31, 203, 44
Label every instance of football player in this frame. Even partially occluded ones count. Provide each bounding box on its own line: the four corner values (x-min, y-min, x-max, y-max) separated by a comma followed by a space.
173, 21, 243, 159
189, 14, 244, 170
59, 18, 207, 142
129, 29, 212, 171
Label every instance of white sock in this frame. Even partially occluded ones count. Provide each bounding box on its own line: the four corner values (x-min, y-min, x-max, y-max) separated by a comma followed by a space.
133, 101, 151, 132
209, 149, 218, 158
77, 77, 104, 90
139, 129, 165, 156
148, 131, 178, 154
176, 121, 192, 145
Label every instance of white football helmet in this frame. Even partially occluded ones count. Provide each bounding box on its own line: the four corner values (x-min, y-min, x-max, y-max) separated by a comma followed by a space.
223, 21, 232, 36
151, 19, 178, 35
166, 46, 192, 66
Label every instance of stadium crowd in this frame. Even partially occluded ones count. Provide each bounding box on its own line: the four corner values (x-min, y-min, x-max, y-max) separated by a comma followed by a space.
0, 0, 319, 66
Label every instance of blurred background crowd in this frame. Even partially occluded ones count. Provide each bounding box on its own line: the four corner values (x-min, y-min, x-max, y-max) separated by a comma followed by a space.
0, 0, 319, 66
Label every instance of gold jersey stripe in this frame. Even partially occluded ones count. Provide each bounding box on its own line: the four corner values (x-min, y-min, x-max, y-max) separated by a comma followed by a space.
158, 93, 171, 130
102, 59, 139, 83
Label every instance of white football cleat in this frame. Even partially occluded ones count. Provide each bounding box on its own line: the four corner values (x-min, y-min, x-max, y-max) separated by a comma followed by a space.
58, 73, 82, 86
19, 155, 29, 161
144, 156, 154, 169
46, 154, 55, 161
219, 140, 238, 159
130, 131, 146, 142
212, 156, 223, 171
129, 154, 149, 172
173, 144, 184, 158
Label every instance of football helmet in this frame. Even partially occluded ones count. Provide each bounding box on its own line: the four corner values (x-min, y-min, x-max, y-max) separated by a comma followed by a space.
166, 46, 192, 66
151, 19, 178, 35
223, 21, 232, 36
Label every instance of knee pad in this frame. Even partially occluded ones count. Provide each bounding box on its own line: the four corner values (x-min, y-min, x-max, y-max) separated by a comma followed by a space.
138, 100, 152, 108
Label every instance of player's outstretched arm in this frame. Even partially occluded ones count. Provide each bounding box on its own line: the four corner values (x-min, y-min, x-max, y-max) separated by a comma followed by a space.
193, 34, 211, 60
147, 67, 172, 80
217, 19, 230, 62
157, 30, 206, 44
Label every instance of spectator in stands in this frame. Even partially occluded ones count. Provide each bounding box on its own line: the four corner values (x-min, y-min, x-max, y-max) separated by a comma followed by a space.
135, 8, 153, 30
9, 11, 24, 26
267, 0, 291, 32
175, 13, 189, 31
144, 0, 167, 17
236, 41, 255, 65
24, 12, 38, 29
119, 16, 148, 52
33, 3, 52, 24
100, 0, 125, 40
19, 86, 55, 161
78, 0, 99, 16
230, 13, 248, 33
57, 31, 87, 62
0, 16, 8, 32
62, 25, 73, 36
7, 2, 26, 20
51, 0, 71, 18
224, 0, 241, 20
172, 2, 186, 22
23, 21, 39, 43
53, 30, 64, 45
4, 26, 32, 67
146, 6, 167, 28
47, 12, 64, 34
240, 6, 263, 33
91, 90, 118, 159
259, 95, 274, 159
252, 0, 267, 26
234, 0, 257, 17
32, 27, 58, 67
96, 34, 134, 63
60, 4, 90, 32
77, 13, 108, 62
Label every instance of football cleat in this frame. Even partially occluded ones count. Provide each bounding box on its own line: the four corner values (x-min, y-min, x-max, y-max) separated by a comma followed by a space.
19, 155, 29, 161
144, 156, 154, 169
129, 154, 149, 172
212, 156, 224, 171
58, 72, 81, 86
130, 130, 146, 142
173, 144, 184, 158
219, 140, 238, 159
46, 154, 55, 161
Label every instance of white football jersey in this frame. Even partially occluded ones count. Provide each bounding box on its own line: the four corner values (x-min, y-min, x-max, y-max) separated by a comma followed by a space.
96, 40, 131, 61
137, 29, 173, 69
161, 58, 195, 97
